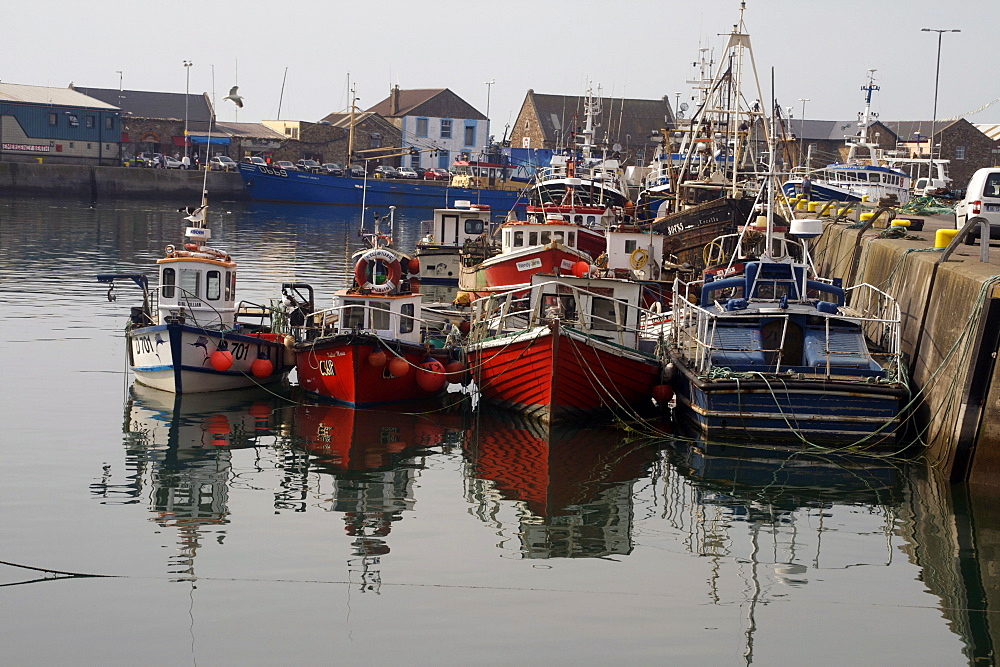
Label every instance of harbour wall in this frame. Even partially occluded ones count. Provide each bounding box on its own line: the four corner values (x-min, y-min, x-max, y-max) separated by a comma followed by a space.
0, 162, 248, 201
810, 216, 1000, 484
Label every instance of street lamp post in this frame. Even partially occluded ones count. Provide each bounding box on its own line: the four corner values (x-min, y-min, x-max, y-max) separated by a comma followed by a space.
484, 79, 495, 144
798, 98, 809, 166
183, 60, 193, 162
921, 28, 960, 176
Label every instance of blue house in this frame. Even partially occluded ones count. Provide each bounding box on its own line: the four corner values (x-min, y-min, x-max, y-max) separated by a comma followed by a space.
0, 83, 121, 165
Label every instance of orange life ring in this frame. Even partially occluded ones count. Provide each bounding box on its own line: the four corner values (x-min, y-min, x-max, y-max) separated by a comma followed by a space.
355, 248, 402, 293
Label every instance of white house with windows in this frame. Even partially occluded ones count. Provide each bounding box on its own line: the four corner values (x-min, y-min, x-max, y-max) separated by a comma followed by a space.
367, 86, 488, 171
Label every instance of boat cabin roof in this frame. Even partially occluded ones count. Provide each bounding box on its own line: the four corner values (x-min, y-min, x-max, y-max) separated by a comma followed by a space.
701, 261, 845, 307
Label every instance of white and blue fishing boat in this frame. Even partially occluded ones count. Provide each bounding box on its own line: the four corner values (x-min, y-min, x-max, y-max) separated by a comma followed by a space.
667, 212, 908, 444
98, 204, 294, 394
782, 72, 911, 204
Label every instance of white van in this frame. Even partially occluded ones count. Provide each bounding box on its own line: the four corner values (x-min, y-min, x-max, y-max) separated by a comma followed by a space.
955, 168, 1000, 241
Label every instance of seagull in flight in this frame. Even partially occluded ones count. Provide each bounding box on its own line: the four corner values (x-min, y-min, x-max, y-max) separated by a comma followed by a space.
224, 86, 244, 108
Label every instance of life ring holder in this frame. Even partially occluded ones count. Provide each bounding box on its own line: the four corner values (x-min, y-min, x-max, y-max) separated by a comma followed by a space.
629, 248, 649, 270
355, 248, 401, 293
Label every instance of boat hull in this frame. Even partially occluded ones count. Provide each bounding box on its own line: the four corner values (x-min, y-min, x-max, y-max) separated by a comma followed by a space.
467, 320, 662, 424
127, 324, 293, 394
294, 334, 452, 407
670, 359, 906, 443
239, 163, 522, 210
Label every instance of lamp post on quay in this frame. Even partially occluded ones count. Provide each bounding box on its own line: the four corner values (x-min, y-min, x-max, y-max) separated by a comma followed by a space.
921, 28, 960, 176
183, 60, 193, 162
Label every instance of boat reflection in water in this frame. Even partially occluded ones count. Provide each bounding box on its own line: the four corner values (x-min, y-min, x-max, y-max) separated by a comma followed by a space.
277, 401, 464, 590
659, 435, 908, 662
97, 383, 287, 575
463, 409, 660, 558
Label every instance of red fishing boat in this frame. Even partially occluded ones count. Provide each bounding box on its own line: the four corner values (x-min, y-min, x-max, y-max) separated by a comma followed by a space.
465, 273, 669, 424
291, 217, 464, 407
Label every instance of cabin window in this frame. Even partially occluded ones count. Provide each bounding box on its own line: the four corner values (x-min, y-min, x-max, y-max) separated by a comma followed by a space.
955, 145, 965, 160
343, 300, 366, 329
574, 215, 584, 224
226, 271, 234, 301
529, 231, 538, 245
416, 118, 428, 138
370, 302, 390, 330
161, 268, 176, 298
503, 230, 511, 247
586, 216, 596, 225
591, 297, 623, 331
179, 269, 200, 300
513, 230, 524, 247
400, 303, 414, 334
464, 219, 484, 235
625, 239, 638, 253
567, 231, 575, 247
539, 231, 551, 244
552, 231, 565, 245
206, 270, 221, 300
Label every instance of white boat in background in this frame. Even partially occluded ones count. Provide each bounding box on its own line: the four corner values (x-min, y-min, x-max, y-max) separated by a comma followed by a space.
782, 72, 911, 204
414, 201, 495, 285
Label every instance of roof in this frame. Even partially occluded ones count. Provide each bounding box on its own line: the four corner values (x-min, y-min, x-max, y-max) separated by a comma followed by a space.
321, 111, 382, 128
975, 123, 1000, 142
882, 120, 961, 141
367, 88, 486, 120
72, 86, 213, 122
0, 82, 118, 109
521, 90, 674, 146
214, 121, 285, 140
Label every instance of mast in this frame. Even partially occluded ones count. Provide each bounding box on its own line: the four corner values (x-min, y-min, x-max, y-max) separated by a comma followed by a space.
348, 83, 358, 168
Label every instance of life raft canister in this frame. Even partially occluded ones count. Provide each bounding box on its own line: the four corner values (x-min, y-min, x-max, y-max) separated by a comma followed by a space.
355, 248, 402, 293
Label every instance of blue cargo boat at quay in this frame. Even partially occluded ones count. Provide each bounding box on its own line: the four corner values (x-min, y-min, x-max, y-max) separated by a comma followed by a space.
238, 162, 525, 210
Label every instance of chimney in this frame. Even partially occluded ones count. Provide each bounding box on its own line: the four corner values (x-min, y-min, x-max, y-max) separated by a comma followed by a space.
390, 85, 400, 116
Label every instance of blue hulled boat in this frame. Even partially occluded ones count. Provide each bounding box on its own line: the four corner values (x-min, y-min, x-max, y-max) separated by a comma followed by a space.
667, 218, 908, 445
238, 162, 524, 211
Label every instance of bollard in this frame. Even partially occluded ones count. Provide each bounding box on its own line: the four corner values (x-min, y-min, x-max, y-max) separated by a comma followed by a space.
796, 199, 808, 211
935, 229, 958, 248
807, 201, 818, 212
890, 219, 911, 227
818, 201, 835, 216
860, 212, 875, 222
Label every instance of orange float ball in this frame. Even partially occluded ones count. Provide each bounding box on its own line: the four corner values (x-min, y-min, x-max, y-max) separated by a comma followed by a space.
416, 359, 446, 392
251, 357, 274, 378
210, 349, 234, 371
652, 384, 674, 405
368, 349, 388, 367
388, 356, 410, 378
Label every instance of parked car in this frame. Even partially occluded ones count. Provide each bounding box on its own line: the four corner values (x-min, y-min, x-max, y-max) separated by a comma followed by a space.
163, 156, 183, 169
321, 163, 344, 176
347, 164, 365, 178
243, 156, 267, 166
210, 156, 238, 172
955, 167, 1000, 243
397, 167, 419, 179
423, 167, 450, 181
275, 161, 298, 171
134, 152, 162, 167
296, 159, 323, 173
374, 165, 400, 179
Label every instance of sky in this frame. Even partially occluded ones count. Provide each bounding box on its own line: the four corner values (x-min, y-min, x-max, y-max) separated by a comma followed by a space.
4, 0, 998, 135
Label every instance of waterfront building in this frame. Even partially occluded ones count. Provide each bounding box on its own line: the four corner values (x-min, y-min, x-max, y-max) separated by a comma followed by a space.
0, 82, 122, 166
366, 86, 488, 172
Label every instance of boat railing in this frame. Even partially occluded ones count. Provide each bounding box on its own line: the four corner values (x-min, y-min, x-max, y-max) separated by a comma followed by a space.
469, 279, 662, 350
302, 301, 448, 344
672, 276, 902, 376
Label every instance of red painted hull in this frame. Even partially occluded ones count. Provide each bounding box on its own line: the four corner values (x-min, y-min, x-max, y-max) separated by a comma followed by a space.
466, 321, 662, 423
294, 334, 451, 407
480, 247, 590, 291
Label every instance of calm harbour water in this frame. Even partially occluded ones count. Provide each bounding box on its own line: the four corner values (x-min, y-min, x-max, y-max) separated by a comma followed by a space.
0, 194, 995, 664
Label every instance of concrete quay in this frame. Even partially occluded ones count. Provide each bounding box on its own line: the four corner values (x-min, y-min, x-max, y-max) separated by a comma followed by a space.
0, 162, 248, 201
806, 206, 999, 484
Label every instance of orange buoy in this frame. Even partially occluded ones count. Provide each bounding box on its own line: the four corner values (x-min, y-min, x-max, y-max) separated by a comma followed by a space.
444, 360, 468, 384
416, 358, 446, 392
407, 257, 420, 274
251, 356, 274, 378
210, 345, 234, 371
572, 260, 590, 278
368, 349, 388, 367
388, 356, 410, 378
652, 384, 674, 405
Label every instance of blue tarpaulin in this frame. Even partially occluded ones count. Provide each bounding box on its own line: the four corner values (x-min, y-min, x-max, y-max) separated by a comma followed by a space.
189, 135, 230, 145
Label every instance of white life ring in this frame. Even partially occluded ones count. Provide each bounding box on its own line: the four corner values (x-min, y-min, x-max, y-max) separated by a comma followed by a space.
355, 248, 402, 293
